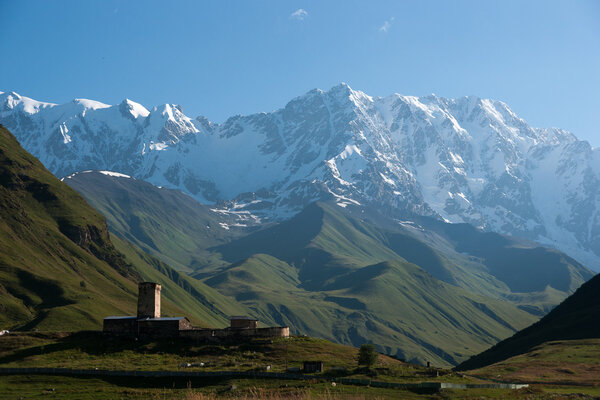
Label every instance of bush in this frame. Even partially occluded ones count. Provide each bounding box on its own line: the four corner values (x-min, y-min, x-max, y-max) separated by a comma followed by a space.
358, 344, 378, 368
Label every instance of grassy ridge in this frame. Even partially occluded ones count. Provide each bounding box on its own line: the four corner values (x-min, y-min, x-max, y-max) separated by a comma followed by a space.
412, 217, 593, 294
198, 204, 540, 366
64, 171, 245, 272
205, 252, 537, 367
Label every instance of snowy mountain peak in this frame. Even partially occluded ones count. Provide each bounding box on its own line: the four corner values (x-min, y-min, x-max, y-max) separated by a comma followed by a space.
153, 103, 184, 118
291, 83, 372, 111
328, 82, 353, 95
119, 98, 150, 118
0, 91, 56, 114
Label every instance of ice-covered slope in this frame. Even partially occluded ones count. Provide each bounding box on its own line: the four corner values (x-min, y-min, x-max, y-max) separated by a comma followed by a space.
1, 85, 599, 269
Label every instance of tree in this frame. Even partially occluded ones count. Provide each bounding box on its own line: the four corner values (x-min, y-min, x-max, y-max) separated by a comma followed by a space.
358, 344, 378, 368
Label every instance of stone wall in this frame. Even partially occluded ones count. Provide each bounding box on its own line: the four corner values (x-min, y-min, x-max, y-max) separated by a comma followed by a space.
179, 326, 290, 342
103, 318, 136, 335
137, 319, 180, 338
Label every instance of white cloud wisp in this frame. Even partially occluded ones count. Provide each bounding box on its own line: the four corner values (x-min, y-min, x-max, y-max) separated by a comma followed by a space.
290, 9, 308, 21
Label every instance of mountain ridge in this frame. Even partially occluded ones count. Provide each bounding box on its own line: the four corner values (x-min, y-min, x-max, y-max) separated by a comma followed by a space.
2, 85, 599, 270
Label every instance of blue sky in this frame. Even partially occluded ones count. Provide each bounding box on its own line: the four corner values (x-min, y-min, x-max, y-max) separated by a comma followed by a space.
2, 0, 599, 144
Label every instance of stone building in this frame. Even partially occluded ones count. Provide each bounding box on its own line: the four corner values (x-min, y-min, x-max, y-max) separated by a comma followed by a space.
137, 282, 161, 318
103, 282, 289, 340
303, 361, 324, 373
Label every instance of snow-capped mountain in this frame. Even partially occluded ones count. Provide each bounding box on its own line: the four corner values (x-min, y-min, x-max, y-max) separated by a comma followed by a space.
1, 85, 599, 269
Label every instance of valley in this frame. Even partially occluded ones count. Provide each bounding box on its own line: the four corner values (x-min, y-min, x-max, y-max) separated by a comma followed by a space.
0, 104, 598, 397
64, 170, 592, 366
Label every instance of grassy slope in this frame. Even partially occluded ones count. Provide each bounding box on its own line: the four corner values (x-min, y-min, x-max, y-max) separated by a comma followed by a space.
413, 217, 594, 294
202, 203, 539, 367
456, 273, 600, 371
0, 332, 409, 376
0, 126, 245, 331
206, 253, 536, 368
466, 339, 600, 385
0, 332, 477, 400
0, 126, 140, 330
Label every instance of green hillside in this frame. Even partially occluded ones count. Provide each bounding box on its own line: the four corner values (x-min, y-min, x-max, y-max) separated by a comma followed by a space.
64, 171, 598, 366
211, 202, 590, 309
66, 172, 591, 308
206, 253, 537, 366
463, 338, 600, 385
0, 125, 244, 330
196, 204, 587, 365
456, 272, 600, 371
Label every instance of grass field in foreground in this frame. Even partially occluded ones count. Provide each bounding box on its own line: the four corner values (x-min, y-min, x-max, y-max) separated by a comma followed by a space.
0, 332, 466, 383
1, 333, 599, 399
1, 375, 600, 400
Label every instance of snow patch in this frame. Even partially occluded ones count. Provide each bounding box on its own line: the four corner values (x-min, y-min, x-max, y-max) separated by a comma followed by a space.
59, 123, 71, 144
149, 142, 168, 151
99, 171, 131, 178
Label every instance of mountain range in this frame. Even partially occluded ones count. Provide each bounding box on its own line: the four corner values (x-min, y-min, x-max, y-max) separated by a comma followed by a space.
63, 170, 594, 366
1, 85, 599, 270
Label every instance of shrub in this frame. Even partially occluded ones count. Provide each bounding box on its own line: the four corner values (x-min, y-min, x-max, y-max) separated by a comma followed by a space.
358, 344, 378, 368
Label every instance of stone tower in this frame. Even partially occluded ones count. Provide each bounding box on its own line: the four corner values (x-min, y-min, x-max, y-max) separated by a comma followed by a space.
137, 282, 161, 319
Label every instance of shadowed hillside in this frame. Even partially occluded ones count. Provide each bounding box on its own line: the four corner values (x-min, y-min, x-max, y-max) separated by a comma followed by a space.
456, 273, 600, 371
